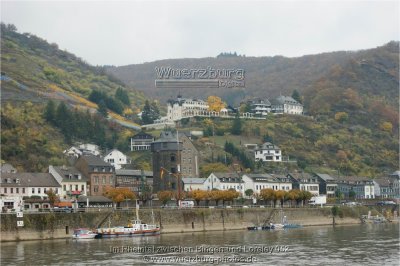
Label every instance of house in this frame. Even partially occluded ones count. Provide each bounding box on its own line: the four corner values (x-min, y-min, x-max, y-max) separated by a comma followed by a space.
180, 133, 200, 178
374, 172, 399, 199
242, 173, 292, 195
336, 176, 375, 199
254, 142, 282, 162
78, 143, 101, 156
115, 169, 153, 195
287, 172, 320, 196
270, 96, 303, 115
167, 95, 209, 121
130, 132, 154, 151
0, 173, 61, 212
182, 178, 206, 192
0, 163, 17, 173
49, 165, 88, 199
63, 146, 83, 158
104, 149, 130, 170
205, 172, 244, 195
313, 173, 338, 198
247, 98, 271, 116
75, 155, 115, 196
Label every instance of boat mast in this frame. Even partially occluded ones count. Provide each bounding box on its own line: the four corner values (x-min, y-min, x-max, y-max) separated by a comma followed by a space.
136, 199, 140, 221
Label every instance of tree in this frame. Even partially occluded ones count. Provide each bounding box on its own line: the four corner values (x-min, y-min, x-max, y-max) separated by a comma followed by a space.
275, 190, 286, 208
245, 189, 254, 198
292, 89, 302, 104
260, 188, 275, 206
97, 99, 108, 117
231, 112, 242, 135
200, 163, 229, 178
349, 190, 356, 200
379, 122, 393, 133
103, 187, 136, 207
207, 96, 226, 112
141, 100, 160, 124
334, 112, 349, 123
210, 190, 224, 206
44, 100, 56, 124
45, 189, 59, 207
188, 190, 207, 206
222, 189, 240, 206
115, 87, 131, 106
157, 190, 174, 206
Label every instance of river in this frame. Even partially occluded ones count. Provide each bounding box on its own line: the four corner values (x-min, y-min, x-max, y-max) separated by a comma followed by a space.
1, 223, 398, 265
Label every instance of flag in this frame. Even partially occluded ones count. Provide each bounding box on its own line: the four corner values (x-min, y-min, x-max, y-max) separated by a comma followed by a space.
160, 168, 165, 179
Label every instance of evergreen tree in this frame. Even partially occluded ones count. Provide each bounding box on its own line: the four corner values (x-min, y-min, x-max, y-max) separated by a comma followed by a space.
141, 100, 160, 124
44, 100, 56, 124
115, 87, 131, 106
98, 99, 108, 117
292, 89, 302, 104
150, 101, 160, 120
231, 112, 242, 135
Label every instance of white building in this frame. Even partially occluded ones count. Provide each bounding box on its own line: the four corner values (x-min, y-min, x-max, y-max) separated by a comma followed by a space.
63, 146, 83, 158
79, 143, 101, 156
205, 172, 244, 195
130, 132, 154, 151
167, 95, 209, 121
248, 98, 271, 116
271, 96, 303, 115
255, 142, 282, 162
0, 173, 61, 211
104, 149, 129, 170
49, 165, 88, 199
242, 174, 292, 195
182, 178, 206, 192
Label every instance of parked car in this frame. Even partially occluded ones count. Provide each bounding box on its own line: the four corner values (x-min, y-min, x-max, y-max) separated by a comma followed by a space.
377, 201, 396, 206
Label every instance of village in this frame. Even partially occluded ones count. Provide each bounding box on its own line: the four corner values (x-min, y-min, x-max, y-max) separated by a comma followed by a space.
1, 124, 399, 212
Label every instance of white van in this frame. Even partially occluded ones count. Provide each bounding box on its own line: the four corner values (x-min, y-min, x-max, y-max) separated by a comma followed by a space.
179, 200, 194, 208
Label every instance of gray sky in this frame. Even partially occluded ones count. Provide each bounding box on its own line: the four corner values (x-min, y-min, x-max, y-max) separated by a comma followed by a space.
2, 0, 399, 66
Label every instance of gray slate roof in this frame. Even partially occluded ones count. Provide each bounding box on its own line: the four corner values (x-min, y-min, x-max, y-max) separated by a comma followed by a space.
256, 142, 280, 150
212, 172, 243, 183
52, 166, 88, 182
182, 178, 206, 184
115, 169, 153, 177
80, 155, 112, 167
0, 163, 17, 173
77, 195, 112, 203
1, 173, 61, 187
314, 173, 336, 182
271, 96, 302, 106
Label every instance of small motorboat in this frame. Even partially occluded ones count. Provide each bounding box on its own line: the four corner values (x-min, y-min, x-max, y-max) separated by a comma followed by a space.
72, 228, 98, 239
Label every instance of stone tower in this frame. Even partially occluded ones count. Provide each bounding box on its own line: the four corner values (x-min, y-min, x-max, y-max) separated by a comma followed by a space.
151, 131, 182, 193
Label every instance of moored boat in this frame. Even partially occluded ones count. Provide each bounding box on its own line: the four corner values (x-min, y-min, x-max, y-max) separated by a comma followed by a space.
96, 219, 160, 238
72, 228, 98, 239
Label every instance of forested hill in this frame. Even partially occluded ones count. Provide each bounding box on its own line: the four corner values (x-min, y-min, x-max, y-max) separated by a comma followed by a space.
106, 42, 399, 106
0, 23, 146, 109
0, 23, 146, 171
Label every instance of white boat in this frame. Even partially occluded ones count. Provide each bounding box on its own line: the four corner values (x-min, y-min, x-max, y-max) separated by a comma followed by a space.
72, 228, 98, 239
96, 203, 160, 238
96, 219, 160, 238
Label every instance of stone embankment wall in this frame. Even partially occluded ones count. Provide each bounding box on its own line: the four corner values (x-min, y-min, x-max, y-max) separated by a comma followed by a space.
0, 207, 363, 242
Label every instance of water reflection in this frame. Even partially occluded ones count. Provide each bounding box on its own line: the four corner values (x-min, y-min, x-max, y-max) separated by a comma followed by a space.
1, 223, 398, 265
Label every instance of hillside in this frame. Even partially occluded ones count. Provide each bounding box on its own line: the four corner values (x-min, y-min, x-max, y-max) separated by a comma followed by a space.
106, 42, 399, 107
0, 24, 146, 171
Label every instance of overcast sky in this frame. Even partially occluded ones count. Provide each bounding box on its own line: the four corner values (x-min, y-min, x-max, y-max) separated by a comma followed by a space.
2, 0, 399, 66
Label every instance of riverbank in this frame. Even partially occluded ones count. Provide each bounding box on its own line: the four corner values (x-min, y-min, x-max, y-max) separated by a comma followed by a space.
0, 206, 386, 242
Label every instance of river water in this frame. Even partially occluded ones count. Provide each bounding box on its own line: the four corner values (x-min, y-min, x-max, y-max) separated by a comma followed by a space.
1, 224, 399, 265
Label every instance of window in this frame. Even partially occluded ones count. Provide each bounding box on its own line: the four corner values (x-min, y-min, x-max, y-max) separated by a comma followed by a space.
63, 185, 66, 191
44, 188, 47, 193
22, 188, 25, 194
75, 185, 78, 191
94, 186, 99, 193
81, 185, 84, 191
32, 188, 35, 194
171, 155, 176, 162
69, 185, 72, 191
10, 188, 13, 193
102, 176, 106, 184
38, 188, 41, 194
4, 188, 7, 193
110, 177, 114, 185
94, 176, 99, 184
